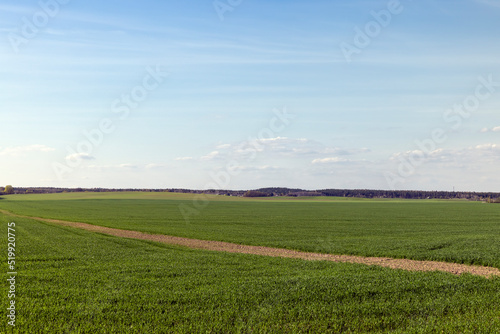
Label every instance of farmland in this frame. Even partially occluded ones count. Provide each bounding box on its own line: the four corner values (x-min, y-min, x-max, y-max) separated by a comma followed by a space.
1, 192, 500, 267
1, 192, 500, 332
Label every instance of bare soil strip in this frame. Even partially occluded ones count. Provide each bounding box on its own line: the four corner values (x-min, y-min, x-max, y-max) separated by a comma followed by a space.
3, 209, 500, 278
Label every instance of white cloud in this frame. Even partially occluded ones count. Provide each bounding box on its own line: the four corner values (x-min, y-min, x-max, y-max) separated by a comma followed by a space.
200, 151, 220, 161
195, 137, 371, 165
65, 153, 95, 161
233, 165, 281, 172
479, 126, 500, 133
257, 136, 294, 143
312, 157, 351, 164
87, 163, 152, 170
0, 144, 55, 156
475, 143, 498, 150
234, 146, 264, 155
391, 143, 500, 165
234, 137, 367, 158
175, 157, 194, 161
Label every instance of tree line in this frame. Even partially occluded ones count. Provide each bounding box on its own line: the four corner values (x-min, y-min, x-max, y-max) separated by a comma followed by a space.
1, 186, 499, 202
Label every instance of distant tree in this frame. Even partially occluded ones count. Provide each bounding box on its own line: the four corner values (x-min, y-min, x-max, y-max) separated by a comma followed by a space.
243, 190, 270, 198
4, 185, 13, 194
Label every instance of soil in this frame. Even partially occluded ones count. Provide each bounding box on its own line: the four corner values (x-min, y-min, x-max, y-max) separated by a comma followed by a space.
3, 209, 499, 278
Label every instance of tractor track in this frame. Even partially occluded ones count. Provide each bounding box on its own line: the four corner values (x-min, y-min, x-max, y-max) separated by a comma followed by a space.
2, 209, 499, 278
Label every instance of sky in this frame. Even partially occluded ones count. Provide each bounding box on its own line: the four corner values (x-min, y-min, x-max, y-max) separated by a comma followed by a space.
1, 0, 499, 191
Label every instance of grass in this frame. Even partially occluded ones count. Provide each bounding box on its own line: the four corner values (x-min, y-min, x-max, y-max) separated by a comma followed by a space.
2, 214, 500, 333
1, 192, 499, 268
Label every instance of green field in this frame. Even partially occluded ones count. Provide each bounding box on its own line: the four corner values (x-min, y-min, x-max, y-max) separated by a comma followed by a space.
1, 193, 500, 333
1, 192, 500, 267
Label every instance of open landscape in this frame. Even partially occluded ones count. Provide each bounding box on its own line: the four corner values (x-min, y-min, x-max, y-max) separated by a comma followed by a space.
2, 192, 500, 333
3, 0, 500, 332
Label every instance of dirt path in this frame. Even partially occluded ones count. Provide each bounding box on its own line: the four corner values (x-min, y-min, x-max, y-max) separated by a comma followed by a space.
2, 209, 500, 278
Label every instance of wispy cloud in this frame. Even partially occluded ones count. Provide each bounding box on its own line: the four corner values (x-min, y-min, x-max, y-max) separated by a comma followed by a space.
200, 151, 220, 161
0, 144, 55, 156
205, 137, 371, 161
87, 163, 152, 170
312, 157, 353, 164
390, 143, 500, 165
233, 165, 282, 172
479, 126, 500, 133
65, 153, 95, 161
179, 138, 374, 174
475, 143, 499, 150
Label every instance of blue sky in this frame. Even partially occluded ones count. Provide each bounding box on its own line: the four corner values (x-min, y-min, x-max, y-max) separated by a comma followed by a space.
1, 0, 499, 191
